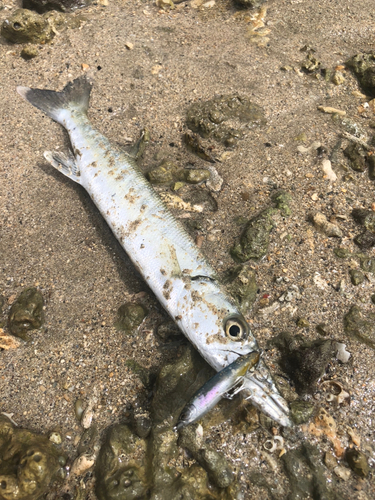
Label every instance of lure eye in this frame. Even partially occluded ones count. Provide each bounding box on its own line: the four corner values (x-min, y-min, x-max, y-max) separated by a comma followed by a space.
224, 316, 248, 341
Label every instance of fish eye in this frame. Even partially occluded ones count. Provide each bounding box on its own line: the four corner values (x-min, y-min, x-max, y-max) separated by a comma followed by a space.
224, 315, 248, 341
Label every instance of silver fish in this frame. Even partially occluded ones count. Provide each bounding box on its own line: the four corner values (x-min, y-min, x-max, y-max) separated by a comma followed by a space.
17, 77, 292, 427
176, 351, 260, 430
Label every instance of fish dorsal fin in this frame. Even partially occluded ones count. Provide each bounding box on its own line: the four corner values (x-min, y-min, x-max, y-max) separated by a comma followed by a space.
44, 151, 81, 184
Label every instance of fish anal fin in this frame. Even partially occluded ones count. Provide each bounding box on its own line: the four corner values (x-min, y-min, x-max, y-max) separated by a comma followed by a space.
44, 151, 81, 184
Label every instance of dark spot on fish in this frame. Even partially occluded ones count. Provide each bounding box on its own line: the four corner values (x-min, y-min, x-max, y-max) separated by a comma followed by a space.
175, 315, 182, 320
140, 244, 145, 249
160, 269, 166, 275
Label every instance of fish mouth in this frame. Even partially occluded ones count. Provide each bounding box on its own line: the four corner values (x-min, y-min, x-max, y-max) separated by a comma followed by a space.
242, 358, 293, 427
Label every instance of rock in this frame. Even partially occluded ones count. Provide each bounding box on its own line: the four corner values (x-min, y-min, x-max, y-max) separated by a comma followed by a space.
95, 424, 148, 500
345, 448, 369, 478
352, 208, 375, 233
334, 247, 351, 259
290, 400, 315, 425
0, 414, 65, 500
20, 45, 39, 59
346, 52, 375, 96
8, 287, 44, 340
147, 161, 210, 186
349, 269, 365, 286
302, 53, 321, 73
186, 94, 266, 146
178, 425, 234, 489
184, 169, 210, 184
147, 160, 183, 184
354, 230, 375, 249
234, 0, 266, 8
125, 359, 153, 388
222, 264, 258, 314
77, 426, 98, 456
311, 212, 343, 237
49, 432, 62, 445
282, 443, 332, 500
155, 321, 184, 343
126, 128, 150, 160
334, 465, 351, 481
332, 71, 345, 85
316, 323, 329, 336
75, 398, 85, 421
271, 190, 292, 217
24, 0, 92, 11
230, 208, 275, 262
184, 131, 216, 163
324, 451, 338, 470
368, 155, 375, 179
115, 302, 147, 335
344, 305, 375, 348
296, 317, 310, 328
271, 332, 335, 394
321, 159, 337, 181
343, 143, 367, 172
152, 345, 214, 426
130, 414, 152, 439
1, 9, 61, 44
0, 329, 22, 349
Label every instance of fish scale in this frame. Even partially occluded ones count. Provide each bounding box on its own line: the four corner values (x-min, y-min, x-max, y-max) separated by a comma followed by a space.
17, 76, 292, 427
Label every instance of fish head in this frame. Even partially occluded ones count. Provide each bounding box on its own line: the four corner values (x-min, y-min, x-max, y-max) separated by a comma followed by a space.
177, 277, 258, 371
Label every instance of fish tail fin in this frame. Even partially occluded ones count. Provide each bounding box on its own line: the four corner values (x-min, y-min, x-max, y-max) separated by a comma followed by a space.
16, 76, 93, 125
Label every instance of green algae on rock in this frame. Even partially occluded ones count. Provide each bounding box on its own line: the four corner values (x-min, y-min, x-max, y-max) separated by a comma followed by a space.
20, 45, 39, 59
25, 0, 92, 13
345, 448, 369, 478
352, 208, 375, 233
147, 160, 210, 186
354, 230, 375, 249
271, 190, 292, 217
114, 302, 147, 335
222, 264, 258, 314
349, 269, 364, 286
1, 9, 57, 44
290, 400, 315, 425
282, 443, 333, 500
178, 425, 234, 489
186, 94, 266, 146
346, 52, 375, 96
343, 143, 367, 172
125, 359, 153, 388
8, 287, 44, 340
152, 345, 214, 426
0, 414, 65, 500
230, 208, 275, 263
95, 424, 148, 500
344, 305, 375, 348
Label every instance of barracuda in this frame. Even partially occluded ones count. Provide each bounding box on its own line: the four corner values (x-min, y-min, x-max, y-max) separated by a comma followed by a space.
17, 77, 292, 427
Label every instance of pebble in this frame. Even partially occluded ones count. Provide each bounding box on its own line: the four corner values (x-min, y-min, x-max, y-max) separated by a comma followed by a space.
311, 212, 343, 237
318, 105, 346, 116
321, 159, 337, 181
334, 465, 351, 481
49, 432, 62, 445
70, 452, 96, 476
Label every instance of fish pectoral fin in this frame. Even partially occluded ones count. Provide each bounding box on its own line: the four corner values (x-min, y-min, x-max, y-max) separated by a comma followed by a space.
223, 377, 245, 400
44, 151, 81, 184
